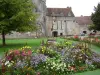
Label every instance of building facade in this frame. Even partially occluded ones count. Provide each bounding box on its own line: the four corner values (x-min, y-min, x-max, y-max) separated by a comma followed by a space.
75, 16, 93, 35
0, 0, 93, 38
46, 7, 80, 37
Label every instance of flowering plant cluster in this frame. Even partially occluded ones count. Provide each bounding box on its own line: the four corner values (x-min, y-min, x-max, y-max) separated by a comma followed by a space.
37, 46, 58, 58
56, 41, 72, 50
66, 36, 100, 47
0, 46, 36, 75
0, 40, 100, 75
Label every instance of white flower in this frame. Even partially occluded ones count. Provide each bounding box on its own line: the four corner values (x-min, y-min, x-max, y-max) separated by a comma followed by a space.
68, 64, 70, 67
63, 63, 66, 67
5, 61, 9, 65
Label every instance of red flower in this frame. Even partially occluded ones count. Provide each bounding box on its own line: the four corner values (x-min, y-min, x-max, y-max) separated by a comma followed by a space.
37, 72, 40, 75
74, 35, 78, 38
95, 38, 99, 42
27, 50, 32, 56
14, 50, 20, 55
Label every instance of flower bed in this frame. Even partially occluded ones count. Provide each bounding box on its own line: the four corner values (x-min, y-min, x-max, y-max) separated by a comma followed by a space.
0, 40, 100, 75
65, 36, 100, 47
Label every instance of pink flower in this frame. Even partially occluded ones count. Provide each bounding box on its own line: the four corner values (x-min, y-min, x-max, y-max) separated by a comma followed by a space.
22, 51, 26, 56
37, 72, 40, 75
6, 56, 12, 61
27, 50, 32, 56
14, 50, 20, 55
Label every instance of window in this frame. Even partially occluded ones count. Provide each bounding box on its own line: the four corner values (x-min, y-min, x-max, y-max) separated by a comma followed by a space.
68, 12, 71, 16
60, 33, 63, 36
58, 21, 62, 30
83, 31, 87, 34
53, 20, 58, 30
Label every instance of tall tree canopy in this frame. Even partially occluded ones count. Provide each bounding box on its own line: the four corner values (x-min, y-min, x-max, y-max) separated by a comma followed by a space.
91, 3, 100, 30
0, 0, 37, 45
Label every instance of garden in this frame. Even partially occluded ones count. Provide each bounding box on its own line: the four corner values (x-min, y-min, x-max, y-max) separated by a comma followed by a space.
0, 38, 100, 75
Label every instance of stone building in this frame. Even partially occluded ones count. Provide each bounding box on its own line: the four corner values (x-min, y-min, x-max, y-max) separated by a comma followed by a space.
0, 0, 94, 38
32, 0, 47, 36
46, 7, 80, 37
75, 16, 93, 35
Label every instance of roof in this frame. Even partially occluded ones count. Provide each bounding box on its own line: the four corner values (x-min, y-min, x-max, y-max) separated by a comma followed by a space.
46, 7, 75, 17
75, 16, 93, 25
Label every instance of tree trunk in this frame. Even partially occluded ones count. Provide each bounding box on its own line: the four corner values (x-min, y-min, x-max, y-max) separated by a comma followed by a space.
2, 31, 6, 46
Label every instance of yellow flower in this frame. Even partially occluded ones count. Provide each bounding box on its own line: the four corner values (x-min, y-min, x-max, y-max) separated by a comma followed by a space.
27, 67, 32, 70
24, 66, 27, 69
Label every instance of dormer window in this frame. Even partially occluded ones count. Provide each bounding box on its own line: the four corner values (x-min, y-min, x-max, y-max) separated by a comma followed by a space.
68, 12, 71, 16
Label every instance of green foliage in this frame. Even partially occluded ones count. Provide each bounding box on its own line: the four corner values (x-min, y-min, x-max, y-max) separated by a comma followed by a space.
91, 3, 100, 30
88, 24, 96, 30
0, 0, 37, 33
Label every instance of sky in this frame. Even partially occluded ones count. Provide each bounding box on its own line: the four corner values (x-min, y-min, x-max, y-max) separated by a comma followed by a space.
46, 0, 100, 16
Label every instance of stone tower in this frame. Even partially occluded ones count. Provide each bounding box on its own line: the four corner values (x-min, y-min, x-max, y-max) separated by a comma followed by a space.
32, 0, 47, 36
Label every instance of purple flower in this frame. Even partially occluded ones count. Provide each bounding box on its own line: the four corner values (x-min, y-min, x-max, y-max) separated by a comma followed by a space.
30, 54, 47, 66
85, 59, 92, 65
92, 57, 100, 63
15, 61, 26, 68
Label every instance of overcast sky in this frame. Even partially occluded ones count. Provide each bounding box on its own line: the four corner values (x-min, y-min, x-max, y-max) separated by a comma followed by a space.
46, 0, 100, 16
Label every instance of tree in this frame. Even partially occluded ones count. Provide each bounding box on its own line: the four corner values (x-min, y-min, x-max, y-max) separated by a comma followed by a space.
0, 0, 37, 45
88, 24, 96, 30
91, 3, 100, 30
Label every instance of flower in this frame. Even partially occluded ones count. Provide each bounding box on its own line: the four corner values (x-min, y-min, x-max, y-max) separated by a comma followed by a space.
15, 61, 26, 68
37, 72, 40, 75
68, 66, 75, 71
14, 50, 20, 55
6, 56, 12, 61
30, 54, 47, 66
5, 61, 9, 65
74, 35, 78, 38
27, 50, 32, 56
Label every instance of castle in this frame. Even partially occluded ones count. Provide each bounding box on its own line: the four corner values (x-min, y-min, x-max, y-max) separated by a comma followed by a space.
33, 0, 92, 37
0, 0, 93, 38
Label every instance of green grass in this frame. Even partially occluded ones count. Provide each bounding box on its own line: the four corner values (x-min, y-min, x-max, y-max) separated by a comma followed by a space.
91, 45, 100, 53
74, 69, 100, 75
0, 38, 47, 53
0, 38, 65, 53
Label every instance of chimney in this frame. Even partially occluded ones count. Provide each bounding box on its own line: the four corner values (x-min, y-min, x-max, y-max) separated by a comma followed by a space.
67, 6, 71, 10
81, 15, 83, 17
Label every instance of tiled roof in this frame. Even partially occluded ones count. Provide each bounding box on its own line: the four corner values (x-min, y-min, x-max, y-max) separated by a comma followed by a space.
47, 7, 75, 17
75, 16, 93, 25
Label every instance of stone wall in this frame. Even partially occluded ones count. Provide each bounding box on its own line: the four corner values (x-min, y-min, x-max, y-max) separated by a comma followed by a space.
32, 0, 47, 36
46, 16, 80, 36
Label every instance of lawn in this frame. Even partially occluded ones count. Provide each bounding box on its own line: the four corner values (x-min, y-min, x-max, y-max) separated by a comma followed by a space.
0, 38, 100, 75
0, 38, 47, 53
0, 38, 65, 53
74, 69, 100, 75
91, 44, 100, 53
